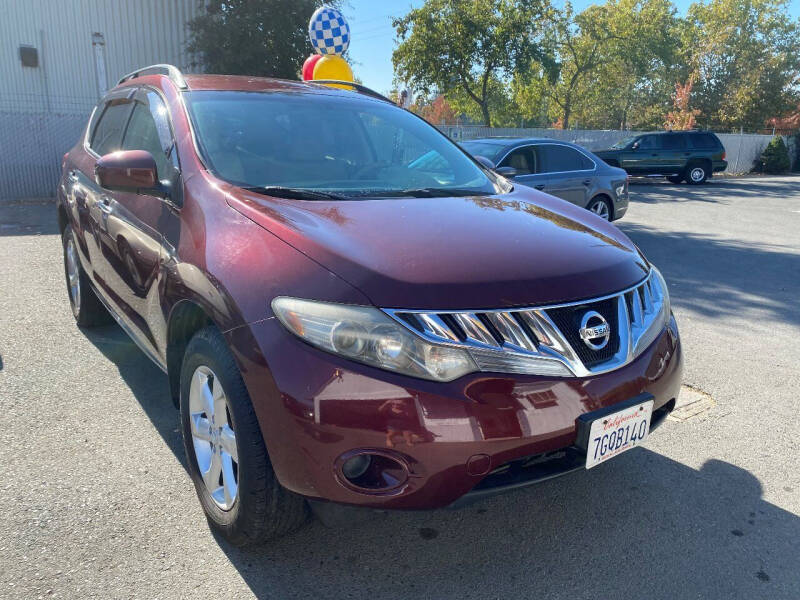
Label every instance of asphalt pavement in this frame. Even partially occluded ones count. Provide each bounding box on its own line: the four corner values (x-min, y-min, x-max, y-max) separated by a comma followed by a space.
1, 175, 799, 599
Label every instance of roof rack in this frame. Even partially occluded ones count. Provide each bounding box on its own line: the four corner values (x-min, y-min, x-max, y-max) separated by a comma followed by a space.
309, 80, 393, 103
117, 64, 187, 89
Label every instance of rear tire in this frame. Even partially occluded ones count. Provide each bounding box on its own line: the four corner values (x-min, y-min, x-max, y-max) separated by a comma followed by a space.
666, 175, 684, 184
586, 196, 612, 221
61, 224, 112, 327
179, 326, 309, 546
686, 162, 709, 185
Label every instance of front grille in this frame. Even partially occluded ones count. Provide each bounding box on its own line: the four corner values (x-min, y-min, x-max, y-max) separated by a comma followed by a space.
546, 297, 619, 368
385, 269, 668, 378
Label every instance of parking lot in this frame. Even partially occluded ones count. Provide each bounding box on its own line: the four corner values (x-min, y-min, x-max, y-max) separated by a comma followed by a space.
1, 176, 799, 599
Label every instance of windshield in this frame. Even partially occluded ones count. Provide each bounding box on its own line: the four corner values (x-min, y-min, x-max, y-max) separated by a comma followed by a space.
459, 141, 506, 164
611, 136, 638, 149
184, 91, 498, 198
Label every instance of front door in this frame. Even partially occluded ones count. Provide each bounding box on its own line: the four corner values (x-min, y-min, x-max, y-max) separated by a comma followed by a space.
91, 88, 182, 361
623, 134, 661, 174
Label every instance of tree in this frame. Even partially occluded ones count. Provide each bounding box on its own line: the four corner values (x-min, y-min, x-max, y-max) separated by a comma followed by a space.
187, 0, 339, 79
392, 0, 556, 126
684, 0, 800, 130
664, 78, 701, 130
546, 3, 619, 129
418, 96, 458, 125
758, 136, 791, 173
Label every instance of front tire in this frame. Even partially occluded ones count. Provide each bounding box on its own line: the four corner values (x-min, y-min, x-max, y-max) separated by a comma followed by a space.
179, 326, 309, 546
61, 224, 112, 327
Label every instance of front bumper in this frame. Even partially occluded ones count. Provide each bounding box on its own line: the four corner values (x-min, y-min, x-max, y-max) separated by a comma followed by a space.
227, 314, 683, 510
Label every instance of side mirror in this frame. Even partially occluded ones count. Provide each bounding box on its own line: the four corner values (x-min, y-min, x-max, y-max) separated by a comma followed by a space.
474, 155, 496, 170
95, 150, 169, 198
495, 166, 518, 178
631, 142, 640, 151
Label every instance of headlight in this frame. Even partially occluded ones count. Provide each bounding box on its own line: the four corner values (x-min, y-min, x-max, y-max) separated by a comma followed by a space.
632, 265, 671, 355
271, 297, 477, 382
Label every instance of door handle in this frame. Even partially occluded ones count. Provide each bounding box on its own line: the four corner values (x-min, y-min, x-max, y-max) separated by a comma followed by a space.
534, 184, 545, 190
68, 170, 79, 183
97, 197, 112, 213
582, 179, 592, 186
651, 153, 659, 156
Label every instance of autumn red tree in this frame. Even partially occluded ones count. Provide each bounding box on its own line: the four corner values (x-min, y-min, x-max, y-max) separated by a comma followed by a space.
664, 79, 701, 130
419, 96, 458, 125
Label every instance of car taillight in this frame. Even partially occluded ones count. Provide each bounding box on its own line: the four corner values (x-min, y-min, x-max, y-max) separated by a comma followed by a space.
721, 151, 726, 160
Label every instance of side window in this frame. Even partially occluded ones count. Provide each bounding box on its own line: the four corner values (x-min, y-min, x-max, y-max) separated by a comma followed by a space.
662, 134, 687, 150
539, 145, 591, 173
121, 91, 177, 178
90, 100, 132, 156
637, 135, 660, 150
689, 133, 719, 149
499, 147, 536, 175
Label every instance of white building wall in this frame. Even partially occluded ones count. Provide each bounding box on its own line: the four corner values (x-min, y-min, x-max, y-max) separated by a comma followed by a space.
0, 0, 202, 200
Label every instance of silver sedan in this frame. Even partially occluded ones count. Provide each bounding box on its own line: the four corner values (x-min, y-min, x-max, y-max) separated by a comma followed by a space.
462, 138, 630, 221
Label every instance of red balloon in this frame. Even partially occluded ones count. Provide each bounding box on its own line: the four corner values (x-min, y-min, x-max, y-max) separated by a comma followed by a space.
302, 54, 323, 81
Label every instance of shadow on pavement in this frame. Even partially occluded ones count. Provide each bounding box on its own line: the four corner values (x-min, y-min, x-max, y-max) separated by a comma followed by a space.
214, 451, 799, 599
0, 202, 59, 236
628, 177, 800, 204
619, 223, 800, 326
81, 323, 186, 469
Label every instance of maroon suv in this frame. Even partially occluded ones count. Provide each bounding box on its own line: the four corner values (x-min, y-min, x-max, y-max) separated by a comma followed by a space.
57, 65, 682, 545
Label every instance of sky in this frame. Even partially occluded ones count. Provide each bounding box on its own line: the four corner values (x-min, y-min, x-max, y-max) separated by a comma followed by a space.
342, 0, 800, 95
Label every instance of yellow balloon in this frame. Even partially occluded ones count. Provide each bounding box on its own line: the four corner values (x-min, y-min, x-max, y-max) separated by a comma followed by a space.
312, 55, 354, 89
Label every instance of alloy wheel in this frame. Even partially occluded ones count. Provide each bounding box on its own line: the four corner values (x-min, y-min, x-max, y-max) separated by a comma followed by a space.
588, 199, 610, 220
65, 236, 81, 313
689, 167, 705, 183
188, 365, 239, 510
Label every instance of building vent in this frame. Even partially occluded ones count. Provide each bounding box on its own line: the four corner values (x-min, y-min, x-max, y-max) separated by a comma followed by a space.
19, 46, 38, 68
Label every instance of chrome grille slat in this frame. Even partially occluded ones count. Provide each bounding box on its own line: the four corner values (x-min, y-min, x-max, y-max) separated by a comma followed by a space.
383, 270, 667, 378
451, 312, 499, 347
484, 311, 537, 351
416, 313, 460, 341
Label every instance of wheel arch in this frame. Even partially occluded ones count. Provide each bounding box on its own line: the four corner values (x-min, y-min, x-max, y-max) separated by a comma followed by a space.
166, 300, 215, 407
57, 203, 69, 234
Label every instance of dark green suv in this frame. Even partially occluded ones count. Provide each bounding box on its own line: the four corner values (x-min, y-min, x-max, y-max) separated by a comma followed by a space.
594, 131, 727, 184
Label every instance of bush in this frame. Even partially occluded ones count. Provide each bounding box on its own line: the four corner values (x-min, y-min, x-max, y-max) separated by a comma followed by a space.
758, 136, 791, 174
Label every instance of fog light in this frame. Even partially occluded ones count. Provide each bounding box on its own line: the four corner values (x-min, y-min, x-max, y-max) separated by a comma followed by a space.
341, 453, 372, 481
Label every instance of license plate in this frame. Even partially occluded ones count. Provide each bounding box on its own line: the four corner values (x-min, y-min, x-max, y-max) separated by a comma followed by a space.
585, 400, 653, 469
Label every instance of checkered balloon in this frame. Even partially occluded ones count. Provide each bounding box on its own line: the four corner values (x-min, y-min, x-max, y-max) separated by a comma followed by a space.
308, 6, 350, 56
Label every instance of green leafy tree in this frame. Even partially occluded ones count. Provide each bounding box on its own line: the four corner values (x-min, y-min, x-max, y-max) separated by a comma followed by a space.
684, 0, 800, 130
187, 0, 339, 79
392, 0, 556, 126
758, 136, 791, 173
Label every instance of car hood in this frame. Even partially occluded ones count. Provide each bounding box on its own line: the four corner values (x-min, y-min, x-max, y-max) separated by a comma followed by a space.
224, 182, 648, 310
594, 148, 623, 158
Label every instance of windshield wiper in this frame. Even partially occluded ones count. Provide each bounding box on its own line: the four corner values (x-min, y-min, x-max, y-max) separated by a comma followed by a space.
361, 187, 487, 198
243, 186, 349, 201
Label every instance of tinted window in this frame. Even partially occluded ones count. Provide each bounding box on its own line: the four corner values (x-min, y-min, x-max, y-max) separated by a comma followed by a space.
661, 134, 687, 150
688, 133, 720, 149
460, 141, 506, 164
122, 92, 176, 178
539, 145, 592, 172
90, 100, 131, 156
499, 146, 536, 175
184, 91, 496, 196
637, 135, 660, 150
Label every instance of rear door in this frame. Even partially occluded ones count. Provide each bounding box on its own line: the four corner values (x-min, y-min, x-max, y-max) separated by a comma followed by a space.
527, 144, 595, 205
660, 133, 689, 173
94, 87, 182, 360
